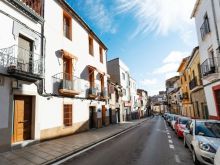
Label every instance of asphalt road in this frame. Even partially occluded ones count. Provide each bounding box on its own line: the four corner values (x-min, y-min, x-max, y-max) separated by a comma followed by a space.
62, 116, 194, 165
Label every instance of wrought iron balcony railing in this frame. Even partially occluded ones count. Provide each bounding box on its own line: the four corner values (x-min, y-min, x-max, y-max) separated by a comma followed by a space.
201, 57, 220, 77
88, 87, 98, 98
0, 45, 43, 81
189, 77, 197, 90
99, 88, 108, 100
52, 72, 81, 96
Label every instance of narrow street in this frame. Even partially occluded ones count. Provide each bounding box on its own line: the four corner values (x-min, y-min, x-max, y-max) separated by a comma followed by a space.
61, 116, 194, 165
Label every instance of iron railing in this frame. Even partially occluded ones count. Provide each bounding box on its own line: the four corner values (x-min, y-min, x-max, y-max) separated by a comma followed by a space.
0, 45, 43, 76
100, 88, 108, 97
88, 87, 97, 96
52, 72, 81, 93
189, 77, 197, 90
201, 57, 220, 77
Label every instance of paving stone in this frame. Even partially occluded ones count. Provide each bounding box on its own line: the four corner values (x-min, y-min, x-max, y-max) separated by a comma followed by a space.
11, 158, 31, 165
1, 152, 19, 160
0, 156, 15, 165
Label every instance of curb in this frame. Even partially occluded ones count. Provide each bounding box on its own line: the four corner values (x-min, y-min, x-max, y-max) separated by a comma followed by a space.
42, 118, 150, 165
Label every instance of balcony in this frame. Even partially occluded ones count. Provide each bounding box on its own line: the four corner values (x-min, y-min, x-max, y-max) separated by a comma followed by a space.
6, 0, 44, 22
52, 73, 81, 96
201, 57, 220, 77
99, 88, 108, 100
0, 45, 43, 82
88, 87, 98, 99
189, 77, 197, 90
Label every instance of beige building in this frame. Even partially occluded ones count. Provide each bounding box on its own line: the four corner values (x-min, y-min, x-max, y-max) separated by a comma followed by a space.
186, 47, 208, 119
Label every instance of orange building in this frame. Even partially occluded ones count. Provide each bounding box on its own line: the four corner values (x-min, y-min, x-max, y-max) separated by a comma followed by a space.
177, 57, 194, 117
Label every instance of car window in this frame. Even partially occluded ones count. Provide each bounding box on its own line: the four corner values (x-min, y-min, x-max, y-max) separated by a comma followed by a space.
195, 122, 220, 138
179, 118, 189, 125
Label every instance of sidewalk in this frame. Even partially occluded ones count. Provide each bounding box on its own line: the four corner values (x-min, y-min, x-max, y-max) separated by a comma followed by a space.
0, 118, 148, 165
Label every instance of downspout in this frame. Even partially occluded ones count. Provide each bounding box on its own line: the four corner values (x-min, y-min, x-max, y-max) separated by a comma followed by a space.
211, 0, 220, 53
37, 0, 52, 97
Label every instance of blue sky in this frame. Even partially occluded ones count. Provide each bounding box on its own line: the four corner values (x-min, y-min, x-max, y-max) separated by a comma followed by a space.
66, 0, 197, 96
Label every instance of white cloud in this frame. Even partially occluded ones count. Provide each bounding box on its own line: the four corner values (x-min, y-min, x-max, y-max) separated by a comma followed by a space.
116, 0, 196, 41
77, 0, 117, 34
153, 51, 189, 74
163, 51, 188, 64
140, 78, 158, 85
153, 63, 179, 74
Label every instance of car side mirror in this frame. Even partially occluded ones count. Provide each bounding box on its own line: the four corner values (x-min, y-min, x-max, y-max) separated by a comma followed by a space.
184, 129, 190, 134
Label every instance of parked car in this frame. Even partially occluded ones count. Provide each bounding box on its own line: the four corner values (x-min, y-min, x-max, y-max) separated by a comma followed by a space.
175, 116, 190, 138
171, 115, 179, 130
184, 120, 220, 165
214, 147, 220, 165
166, 114, 174, 126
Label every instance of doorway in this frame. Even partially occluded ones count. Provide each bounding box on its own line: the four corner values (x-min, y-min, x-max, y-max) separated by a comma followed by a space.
89, 106, 96, 129
102, 105, 106, 126
13, 95, 32, 142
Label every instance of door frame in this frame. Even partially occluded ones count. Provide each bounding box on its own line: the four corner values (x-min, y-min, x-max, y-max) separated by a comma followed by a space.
12, 95, 34, 143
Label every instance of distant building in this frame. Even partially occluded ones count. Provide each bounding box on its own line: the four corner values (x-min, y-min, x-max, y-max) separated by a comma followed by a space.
107, 58, 132, 121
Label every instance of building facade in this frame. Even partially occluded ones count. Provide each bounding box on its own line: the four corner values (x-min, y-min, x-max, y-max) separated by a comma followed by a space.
186, 47, 208, 119
0, 0, 109, 152
177, 57, 194, 117
192, 0, 220, 120
107, 58, 132, 121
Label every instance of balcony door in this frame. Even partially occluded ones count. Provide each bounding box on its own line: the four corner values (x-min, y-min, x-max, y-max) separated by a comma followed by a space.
18, 35, 33, 72
63, 57, 72, 80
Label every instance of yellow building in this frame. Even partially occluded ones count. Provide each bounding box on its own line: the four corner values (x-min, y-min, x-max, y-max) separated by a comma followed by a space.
186, 47, 208, 119
177, 56, 194, 117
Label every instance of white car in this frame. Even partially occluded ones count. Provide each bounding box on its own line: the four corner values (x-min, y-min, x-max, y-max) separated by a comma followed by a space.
171, 115, 179, 130
215, 147, 220, 165
184, 120, 220, 165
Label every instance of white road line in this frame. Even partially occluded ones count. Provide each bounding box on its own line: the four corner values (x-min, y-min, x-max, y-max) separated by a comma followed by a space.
167, 132, 170, 135
175, 154, 181, 163
168, 140, 173, 144
168, 135, 171, 139
169, 144, 175, 149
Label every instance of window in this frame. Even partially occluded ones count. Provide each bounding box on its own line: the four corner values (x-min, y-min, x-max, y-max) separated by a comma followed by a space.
200, 14, 210, 40
99, 46, 103, 63
63, 104, 72, 126
63, 12, 72, 40
89, 36, 94, 55
122, 73, 125, 80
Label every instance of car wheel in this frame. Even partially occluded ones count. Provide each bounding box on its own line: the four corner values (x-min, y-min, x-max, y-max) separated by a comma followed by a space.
184, 137, 188, 148
192, 149, 200, 165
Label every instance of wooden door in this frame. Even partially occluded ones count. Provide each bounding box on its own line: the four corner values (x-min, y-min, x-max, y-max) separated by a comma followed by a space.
14, 96, 32, 142
215, 90, 220, 117
102, 105, 106, 126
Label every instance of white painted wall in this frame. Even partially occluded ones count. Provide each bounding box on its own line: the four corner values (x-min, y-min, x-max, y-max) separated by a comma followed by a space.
193, 0, 220, 117
0, 77, 10, 129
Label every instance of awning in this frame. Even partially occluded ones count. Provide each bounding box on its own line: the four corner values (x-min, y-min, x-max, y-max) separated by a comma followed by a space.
87, 65, 106, 75
60, 49, 78, 60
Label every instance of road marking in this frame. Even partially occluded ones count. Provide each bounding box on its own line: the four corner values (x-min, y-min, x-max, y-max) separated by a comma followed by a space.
168, 135, 171, 139
168, 140, 173, 144
175, 154, 181, 163
167, 132, 170, 135
169, 144, 175, 149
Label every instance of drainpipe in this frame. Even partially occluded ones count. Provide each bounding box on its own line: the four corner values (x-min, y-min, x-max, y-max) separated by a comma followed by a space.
211, 0, 220, 53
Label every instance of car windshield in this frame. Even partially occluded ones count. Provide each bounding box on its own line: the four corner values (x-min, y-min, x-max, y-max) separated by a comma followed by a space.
179, 118, 189, 124
195, 122, 220, 138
